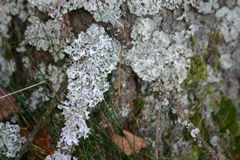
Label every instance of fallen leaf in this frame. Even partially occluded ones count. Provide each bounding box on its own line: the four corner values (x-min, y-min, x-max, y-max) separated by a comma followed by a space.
20, 126, 55, 158
0, 89, 20, 121
111, 130, 148, 155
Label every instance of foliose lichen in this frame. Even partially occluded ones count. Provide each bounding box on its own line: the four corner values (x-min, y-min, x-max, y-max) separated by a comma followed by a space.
0, 0, 27, 46
126, 20, 197, 89
0, 122, 25, 158
58, 24, 120, 148
24, 17, 68, 61
0, 52, 15, 87
27, 0, 84, 19
45, 151, 77, 160
216, 6, 240, 46
83, 0, 124, 23
191, 0, 219, 14
127, 0, 162, 16
127, 0, 183, 16
162, 0, 183, 10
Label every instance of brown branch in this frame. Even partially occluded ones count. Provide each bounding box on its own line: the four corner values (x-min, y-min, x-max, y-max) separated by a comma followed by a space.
15, 79, 68, 160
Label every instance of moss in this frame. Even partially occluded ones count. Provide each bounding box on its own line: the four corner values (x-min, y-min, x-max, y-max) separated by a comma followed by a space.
183, 29, 224, 88
37, 10, 50, 23
189, 35, 197, 51
182, 127, 192, 141
180, 146, 210, 160
212, 96, 240, 159
183, 51, 208, 88
232, 135, 240, 159
0, 154, 9, 160
211, 29, 224, 44
182, 111, 208, 142
212, 96, 238, 134
2, 49, 12, 60
206, 29, 223, 72
190, 112, 208, 138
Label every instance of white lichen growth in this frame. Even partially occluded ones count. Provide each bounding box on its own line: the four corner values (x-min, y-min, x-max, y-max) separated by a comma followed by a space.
162, 0, 182, 10
24, 17, 66, 61
216, 7, 240, 46
84, 0, 124, 23
45, 151, 77, 160
27, 0, 84, 19
127, 0, 183, 16
0, 52, 15, 87
0, 1, 12, 44
190, 128, 200, 138
191, 0, 219, 14
28, 0, 123, 23
0, 122, 25, 158
127, 21, 196, 89
220, 54, 233, 70
46, 64, 66, 90
21, 56, 31, 69
210, 135, 220, 147
29, 62, 65, 109
58, 24, 120, 148
127, 0, 162, 16
0, 0, 27, 45
29, 87, 50, 110
131, 18, 159, 41
207, 65, 222, 83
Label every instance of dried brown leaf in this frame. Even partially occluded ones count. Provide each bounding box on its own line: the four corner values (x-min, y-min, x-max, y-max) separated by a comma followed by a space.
111, 130, 148, 155
20, 126, 55, 158
0, 89, 20, 121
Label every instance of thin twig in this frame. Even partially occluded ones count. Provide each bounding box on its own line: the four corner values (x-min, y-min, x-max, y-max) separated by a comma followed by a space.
100, 8, 124, 29
154, 105, 161, 160
14, 78, 68, 160
0, 81, 45, 99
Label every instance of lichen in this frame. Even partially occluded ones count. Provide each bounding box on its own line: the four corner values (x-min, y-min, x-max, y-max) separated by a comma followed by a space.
162, 0, 182, 10
220, 54, 233, 70
28, 0, 123, 24
130, 18, 159, 41
45, 151, 77, 160
126, 23, 196, 90
83, 0, 124, 23
24, 17, 67, 61
0, 0, 27, 46
127, 0, 162, 16
0, 52, 15, 87
58, 24, 120, 148
0, 122, 25, 158
27, 0, 84, 19
127, 0, 183, 16
46, 64, 66, 90
216, 7, 240, 46
29, 87, 50, 110
191, 0, 219, 14
1, 0, 239, 159
191, 128, 200, 138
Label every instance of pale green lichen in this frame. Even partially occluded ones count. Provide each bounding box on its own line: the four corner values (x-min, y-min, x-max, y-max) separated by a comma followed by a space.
216, 6, 240, 46
24, 17, 66, 61
127, 23, 196, 90
0, 122, 25, 158
0, 52, 15, 87
58, 24, 120, 149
